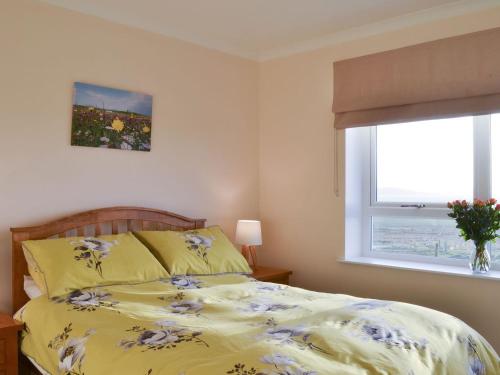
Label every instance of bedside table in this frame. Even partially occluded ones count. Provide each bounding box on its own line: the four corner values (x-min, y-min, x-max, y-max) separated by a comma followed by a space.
251, 266, 292, 285
0, 313, 23, 375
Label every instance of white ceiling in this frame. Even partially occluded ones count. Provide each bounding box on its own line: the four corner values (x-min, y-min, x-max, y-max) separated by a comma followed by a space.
40, 0, 498, 60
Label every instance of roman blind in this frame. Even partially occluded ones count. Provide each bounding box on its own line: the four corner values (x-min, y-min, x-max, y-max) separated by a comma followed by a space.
333, 27, 500, 129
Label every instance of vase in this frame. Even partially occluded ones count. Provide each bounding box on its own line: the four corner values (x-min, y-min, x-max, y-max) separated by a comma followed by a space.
470, 243, 491, 274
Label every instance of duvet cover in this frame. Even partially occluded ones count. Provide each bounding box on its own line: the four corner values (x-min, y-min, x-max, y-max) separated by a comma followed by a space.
15, 274, 499, 375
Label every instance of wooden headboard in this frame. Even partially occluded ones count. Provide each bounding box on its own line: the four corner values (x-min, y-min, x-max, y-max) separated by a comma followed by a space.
10, 206, 206, 313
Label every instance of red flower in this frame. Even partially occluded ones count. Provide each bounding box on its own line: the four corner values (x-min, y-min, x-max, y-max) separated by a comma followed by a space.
487, 198, 497, 205
496, 204, 500, 211
474, 199, 485, 207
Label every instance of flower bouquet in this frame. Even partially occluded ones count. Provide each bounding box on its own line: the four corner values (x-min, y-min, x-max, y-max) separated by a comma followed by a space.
447, 199, 500, 273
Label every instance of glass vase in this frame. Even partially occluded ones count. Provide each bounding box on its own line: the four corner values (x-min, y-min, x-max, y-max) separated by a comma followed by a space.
470, 244, 491, 274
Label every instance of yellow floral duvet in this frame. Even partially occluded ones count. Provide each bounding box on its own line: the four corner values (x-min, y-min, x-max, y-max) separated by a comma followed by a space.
16, 275, 499, 375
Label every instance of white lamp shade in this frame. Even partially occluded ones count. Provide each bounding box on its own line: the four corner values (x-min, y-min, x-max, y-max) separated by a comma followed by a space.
235, 220, 262, 246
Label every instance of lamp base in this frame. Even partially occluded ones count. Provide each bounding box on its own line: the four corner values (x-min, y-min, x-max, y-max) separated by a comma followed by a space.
241, 245, 258, 269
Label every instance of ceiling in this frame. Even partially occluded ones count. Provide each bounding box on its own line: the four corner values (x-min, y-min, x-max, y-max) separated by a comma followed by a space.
40, 0, 497, 60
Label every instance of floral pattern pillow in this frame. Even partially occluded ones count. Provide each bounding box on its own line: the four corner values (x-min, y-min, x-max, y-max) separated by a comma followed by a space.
135, 226, 252, 275
22, 232, 169, 298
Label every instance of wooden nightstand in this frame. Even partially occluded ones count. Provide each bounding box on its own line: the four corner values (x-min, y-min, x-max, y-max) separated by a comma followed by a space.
0, 313, 23, 375
251, 266, 292, 285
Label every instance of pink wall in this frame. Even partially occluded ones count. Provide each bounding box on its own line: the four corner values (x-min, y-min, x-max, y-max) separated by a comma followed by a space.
0, 0, 259, 312
258, 7, 500, 350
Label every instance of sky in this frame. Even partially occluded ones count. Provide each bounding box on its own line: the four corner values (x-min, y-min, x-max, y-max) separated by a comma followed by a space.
376, 115, 500, 202
73, 82, 152, 116
376, 117, 475, 203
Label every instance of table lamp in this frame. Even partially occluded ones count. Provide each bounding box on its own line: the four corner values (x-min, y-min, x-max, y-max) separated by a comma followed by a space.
235, 220, 262, 270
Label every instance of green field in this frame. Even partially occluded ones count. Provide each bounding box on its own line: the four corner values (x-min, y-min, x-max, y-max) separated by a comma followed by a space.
372, 216, 500, 263
71, 105, 151, 151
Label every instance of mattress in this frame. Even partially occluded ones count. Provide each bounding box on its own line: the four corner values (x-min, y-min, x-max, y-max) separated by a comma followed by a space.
15, 274, 499, 374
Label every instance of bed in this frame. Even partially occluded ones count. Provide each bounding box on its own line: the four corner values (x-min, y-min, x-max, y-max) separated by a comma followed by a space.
11, 207, 500, 374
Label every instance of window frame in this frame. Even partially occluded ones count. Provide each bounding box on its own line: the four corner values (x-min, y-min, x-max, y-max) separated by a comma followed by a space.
361, 114, 498, 270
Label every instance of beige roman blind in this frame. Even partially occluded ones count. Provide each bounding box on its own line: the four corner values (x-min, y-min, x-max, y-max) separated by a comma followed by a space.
333, 27, 500, 129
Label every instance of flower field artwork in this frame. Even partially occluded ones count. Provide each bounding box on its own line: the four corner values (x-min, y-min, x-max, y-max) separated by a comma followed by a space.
71, 82, 152, 151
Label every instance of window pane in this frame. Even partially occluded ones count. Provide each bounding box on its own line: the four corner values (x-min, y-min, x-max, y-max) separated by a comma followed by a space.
376, 117, 473, 203
492, 242, 500, 265
372, 216, 473, 259
492, 114, 500, 199
492, 115, 500, 266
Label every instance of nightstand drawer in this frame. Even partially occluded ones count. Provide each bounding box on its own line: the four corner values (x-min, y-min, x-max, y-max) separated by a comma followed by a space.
251, 266, 292, 285
257, 274, 290, 284
0, 314, 23, 375
0, 338, 4, 365
268, 275, 290, 284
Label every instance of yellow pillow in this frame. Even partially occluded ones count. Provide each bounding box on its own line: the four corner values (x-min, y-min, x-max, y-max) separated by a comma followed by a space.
135, 226, 252, 275
23, 248, 48, 295
22, 232, 169, 298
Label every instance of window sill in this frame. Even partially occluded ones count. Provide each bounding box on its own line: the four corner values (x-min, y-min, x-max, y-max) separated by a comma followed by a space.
338, 257, 500, 281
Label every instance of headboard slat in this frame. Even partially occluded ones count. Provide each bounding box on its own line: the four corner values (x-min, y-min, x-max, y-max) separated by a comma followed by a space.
136, 220, 144, 231
143, 221, 156, 231
111, 220, 119, 234
127, 219, 134, 232
11, 206, 206, 313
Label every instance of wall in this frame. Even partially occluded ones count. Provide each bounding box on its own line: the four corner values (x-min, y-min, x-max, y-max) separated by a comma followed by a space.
0, 0, 259, 312
259, 8, 500, 350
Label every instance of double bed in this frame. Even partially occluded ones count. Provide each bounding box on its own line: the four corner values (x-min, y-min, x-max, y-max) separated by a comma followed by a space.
11, 207, 500, 374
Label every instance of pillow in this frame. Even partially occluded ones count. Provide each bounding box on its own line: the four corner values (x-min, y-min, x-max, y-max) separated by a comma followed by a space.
23, 246, 48, 295
135, 226, 252, 275
22, 232, 169, 298
24, 275, 43, 299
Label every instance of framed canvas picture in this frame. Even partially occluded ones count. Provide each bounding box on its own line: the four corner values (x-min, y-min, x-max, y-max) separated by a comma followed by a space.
71, 82, 153, 151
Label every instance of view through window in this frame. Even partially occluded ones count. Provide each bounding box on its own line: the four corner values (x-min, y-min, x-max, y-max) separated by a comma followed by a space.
372, 217, 474, 260
376, 117, 473, 203
369, 116, 498, 266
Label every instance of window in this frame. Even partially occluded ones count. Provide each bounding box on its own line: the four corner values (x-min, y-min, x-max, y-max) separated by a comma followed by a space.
347, 114, 499, 270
